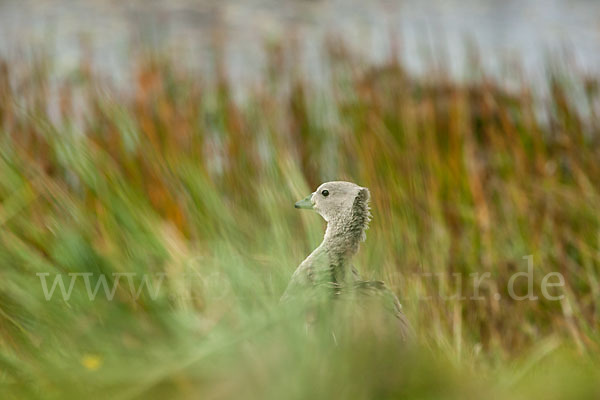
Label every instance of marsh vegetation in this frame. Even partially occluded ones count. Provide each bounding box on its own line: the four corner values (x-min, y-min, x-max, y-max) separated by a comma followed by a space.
0, 38, 599, 399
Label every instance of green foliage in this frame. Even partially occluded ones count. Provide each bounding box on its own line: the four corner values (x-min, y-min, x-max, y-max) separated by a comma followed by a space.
0, 41, 599, 399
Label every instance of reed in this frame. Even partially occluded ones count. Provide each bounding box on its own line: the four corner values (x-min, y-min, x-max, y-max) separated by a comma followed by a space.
0, 39, 599, 399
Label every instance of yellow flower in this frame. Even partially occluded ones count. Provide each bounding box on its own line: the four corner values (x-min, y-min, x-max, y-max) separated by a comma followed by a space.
81, 354, 102, 371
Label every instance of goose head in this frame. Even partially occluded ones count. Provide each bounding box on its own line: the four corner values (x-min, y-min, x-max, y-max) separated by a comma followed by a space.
295, 181, 370, 223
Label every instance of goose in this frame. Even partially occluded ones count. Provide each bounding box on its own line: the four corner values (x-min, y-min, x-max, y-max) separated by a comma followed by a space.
282, 181, 412, 340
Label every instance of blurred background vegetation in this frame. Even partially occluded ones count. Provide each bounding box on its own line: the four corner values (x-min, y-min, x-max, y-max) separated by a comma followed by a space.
1, 1, 600, 399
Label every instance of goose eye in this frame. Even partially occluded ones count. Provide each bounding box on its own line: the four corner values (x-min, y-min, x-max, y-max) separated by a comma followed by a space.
321, 189, 329, 197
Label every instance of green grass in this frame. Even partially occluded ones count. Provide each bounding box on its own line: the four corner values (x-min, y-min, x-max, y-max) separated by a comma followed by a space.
0, 40, 599, 399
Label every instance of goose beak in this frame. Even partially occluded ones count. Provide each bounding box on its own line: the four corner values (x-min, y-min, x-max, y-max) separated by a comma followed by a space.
294, 194, 314, 209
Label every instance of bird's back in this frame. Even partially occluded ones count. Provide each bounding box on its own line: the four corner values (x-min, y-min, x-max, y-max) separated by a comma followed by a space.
349, 280, 413, 341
